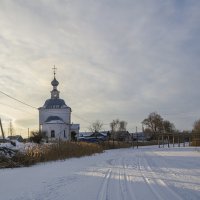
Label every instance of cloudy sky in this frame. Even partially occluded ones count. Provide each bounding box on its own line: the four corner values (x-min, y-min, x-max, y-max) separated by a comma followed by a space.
0, 0, 200, 136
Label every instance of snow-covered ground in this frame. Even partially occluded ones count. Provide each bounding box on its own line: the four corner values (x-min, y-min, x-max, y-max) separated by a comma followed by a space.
0, 146, 200, 200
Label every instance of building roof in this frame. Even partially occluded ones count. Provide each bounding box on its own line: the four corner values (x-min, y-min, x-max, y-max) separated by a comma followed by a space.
79, 131, 108, 137
7, 135, 23, 141
51, 77, 59, 87
43, 98, 68, 109
45, 116, 64, 123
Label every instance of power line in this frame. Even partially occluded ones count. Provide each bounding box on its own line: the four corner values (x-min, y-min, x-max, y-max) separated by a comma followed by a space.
162, 111, 200, 117
72, 113, 110, 125
71, 113, 91, 124
0, 102, 36, 115
0, 90, 37, 109
0, 90, 106, 124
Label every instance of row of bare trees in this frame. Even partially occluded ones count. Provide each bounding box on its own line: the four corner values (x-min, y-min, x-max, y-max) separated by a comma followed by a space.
192, 119, 200, 146
88, 119, 129, 141
110, 119, 128, 141
193, 119, 200, 133
88, 112, 200, 143
88, 113, 176, 141
142, 112, 176, 139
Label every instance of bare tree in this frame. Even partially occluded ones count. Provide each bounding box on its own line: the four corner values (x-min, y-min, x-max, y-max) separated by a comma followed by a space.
8, 120, 14, 137
110, 119, 128, 141
30, 131, 46, 144
142, 112, 163, 137
142, 112, 176, 139
143, 127, 153, 139
162, 120, 175, 133
193, 119, 200, 132
88, 120, 103, 133
110, 119, 119, 140
192, 119, 200, 146
119, 121, 127, 132
110, 119, 120, 133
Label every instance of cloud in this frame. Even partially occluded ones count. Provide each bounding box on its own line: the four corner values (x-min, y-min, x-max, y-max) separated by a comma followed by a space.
0, 0, 200, 135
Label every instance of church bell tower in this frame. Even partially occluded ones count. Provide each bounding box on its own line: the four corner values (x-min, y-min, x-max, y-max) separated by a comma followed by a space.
51, 66, 60, 99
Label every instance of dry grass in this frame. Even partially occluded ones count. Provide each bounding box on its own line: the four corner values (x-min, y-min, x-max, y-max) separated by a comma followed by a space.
99, 140, 159, 149
192, 140, 200, 146
192, 133, 200, 146
100, 140, 132, 149
5, 142, 103, 167
1, 140, 158, 168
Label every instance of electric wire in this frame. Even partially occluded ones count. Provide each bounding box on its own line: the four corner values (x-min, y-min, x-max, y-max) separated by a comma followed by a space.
0, 90, 37, 109
1, 90, 198, 129
0, 102, 35, 115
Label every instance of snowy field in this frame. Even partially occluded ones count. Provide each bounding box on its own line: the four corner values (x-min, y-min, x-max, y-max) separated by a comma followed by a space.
0, 146, 200, 200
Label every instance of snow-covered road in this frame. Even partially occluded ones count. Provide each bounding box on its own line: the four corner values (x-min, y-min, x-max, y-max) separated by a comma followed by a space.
1, 146, 200, 200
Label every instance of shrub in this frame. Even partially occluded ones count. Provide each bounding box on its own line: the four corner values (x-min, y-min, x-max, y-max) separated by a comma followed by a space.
192, 132, 200, 146
29, 131, 46, 144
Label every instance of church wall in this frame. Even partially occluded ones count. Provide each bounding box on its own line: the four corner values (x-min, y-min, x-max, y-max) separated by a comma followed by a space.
42, 123, 70, 141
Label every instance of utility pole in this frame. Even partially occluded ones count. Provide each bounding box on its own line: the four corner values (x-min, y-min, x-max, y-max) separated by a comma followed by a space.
168, 135, 170, 148
0, 118, 5, 142
28, 128, 30, 139
9, 120, 13, 137
132, 132, 134, 149
158, 135, 160, 148
162, 124, 164, 148
162, 134, 164, 148
136, 126, 138, 149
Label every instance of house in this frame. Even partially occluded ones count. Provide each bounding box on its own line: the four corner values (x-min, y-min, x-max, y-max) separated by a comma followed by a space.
78, 131, 109, 143
7, 135, 24, 142
111, 131, 131, 141
38, 68, 80, 141
131, 132, 151, 141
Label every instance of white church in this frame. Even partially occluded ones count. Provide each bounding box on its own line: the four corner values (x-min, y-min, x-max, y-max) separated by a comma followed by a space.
38, 68, 79, 141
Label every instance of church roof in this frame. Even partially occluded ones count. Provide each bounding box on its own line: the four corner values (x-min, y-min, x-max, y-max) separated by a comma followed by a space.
51, 78, 59, 87
45, 116, 64, 123
40, 68, 71, 110
43, 98, 68, 109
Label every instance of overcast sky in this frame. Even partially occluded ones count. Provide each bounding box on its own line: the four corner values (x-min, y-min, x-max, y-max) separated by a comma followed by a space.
0, 0, 200, 136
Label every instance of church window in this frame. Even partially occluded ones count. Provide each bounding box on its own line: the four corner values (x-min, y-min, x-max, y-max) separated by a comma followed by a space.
64, 130, 66, 137
51, 130, 55, 138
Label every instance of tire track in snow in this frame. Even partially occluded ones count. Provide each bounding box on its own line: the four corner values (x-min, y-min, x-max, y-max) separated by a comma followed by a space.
118, 157, 129, 200
118, 165, 125, 200
120, 157, 137, 200
138, 151, 164, 200
97, 168, 112, 200
142, 152, 183, 200
103, 155, 137, 200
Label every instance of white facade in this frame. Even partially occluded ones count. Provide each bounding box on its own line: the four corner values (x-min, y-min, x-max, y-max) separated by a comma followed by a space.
38, 71, 79, 141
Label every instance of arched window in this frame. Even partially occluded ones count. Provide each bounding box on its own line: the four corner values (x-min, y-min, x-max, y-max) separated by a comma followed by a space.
51, 130, 55, 138
64, 130, 66, 138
